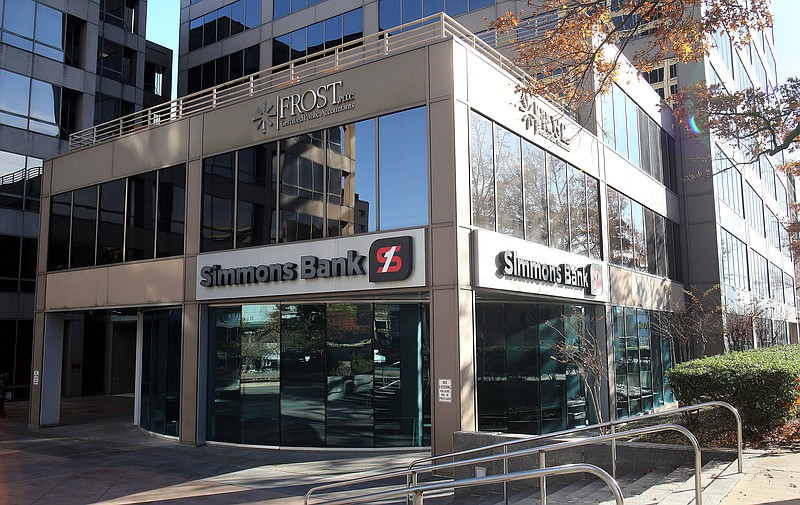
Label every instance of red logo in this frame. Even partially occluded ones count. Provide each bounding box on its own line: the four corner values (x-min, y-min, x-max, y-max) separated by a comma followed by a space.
369, 237, 412, 282
376, 245, 403, 273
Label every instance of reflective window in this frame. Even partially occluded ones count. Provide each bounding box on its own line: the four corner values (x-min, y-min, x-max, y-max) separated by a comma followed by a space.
156, 164, 186, 258
0, 70, 30, 118
379, 107, 428, 230
237, 144, 276, 248
352, 120, 377, 233
568, 165, 588, 256
47, 192, 71, 270
126, 171, 156, 261
495, 125, 523, 238
70, 186, 98, 268
189, 0, 259, 51
97, 179, 126, 265
477, 302, 592, 435
522, 140, 548, 245
4, 0, 35, 39
470, 112, 495, 231
202, 153, 235, 251
271, 9, 363, 67
207, 302, 429, 448
379, 0, 496, 29
186, 45, 259, 94
547, 154, 569, 251
140, 309, 182, 437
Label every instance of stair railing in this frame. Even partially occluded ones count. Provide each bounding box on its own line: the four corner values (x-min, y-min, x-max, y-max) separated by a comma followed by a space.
305, 423, 699, 505
410, 400, 742, 476
311, 463, 623, 505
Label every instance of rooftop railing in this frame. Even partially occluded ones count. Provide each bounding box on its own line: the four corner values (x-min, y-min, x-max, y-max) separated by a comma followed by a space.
69, 13, 537, 151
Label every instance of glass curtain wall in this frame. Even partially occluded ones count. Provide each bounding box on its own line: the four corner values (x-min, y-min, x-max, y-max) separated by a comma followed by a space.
470, 111, 601, 259
612, 306, 673, 419
140, 309, 182, 437
476, 302, 593, 435
207, 302, 430, 448
200, 106, 428, 252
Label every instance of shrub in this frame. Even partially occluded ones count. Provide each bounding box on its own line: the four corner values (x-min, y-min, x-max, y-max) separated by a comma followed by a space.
665, 345, 800, 435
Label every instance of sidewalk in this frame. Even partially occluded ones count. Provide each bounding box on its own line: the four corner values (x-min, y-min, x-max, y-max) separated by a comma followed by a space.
0, 398, 428, 504
2, 397, 800, 504
718, 447, 800, 504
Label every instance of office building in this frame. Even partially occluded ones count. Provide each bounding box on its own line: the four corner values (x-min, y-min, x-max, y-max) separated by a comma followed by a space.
0, 0, 172, 400
28, 1, 796, 457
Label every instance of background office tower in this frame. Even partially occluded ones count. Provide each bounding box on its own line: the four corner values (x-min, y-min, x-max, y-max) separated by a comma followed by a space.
0, 0, 172, 401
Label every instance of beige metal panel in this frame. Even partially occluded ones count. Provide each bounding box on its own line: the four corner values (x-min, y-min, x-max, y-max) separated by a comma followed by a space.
428, 41, 453, 101
41, 160, 53, 197
50, 142, 114, 194
180, 303, 199, 445
430, 100, 456, 226
28, 310, 45, 426
37, 196, 50, 277
112, 121, 190, 178
44, 259, 185, 310
106, 260, 185, 306
188, 115, 203, 160
185, 159, 202, 255
430, 286, 477, 456
201, 48, 429, 156
36, 273, 47, 312
608, 266, 684, 311
184, 256, 197, 302
431, 226, 458, 287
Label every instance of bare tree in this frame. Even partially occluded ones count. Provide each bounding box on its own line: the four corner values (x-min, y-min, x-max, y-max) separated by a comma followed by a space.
650, 285, 723, 361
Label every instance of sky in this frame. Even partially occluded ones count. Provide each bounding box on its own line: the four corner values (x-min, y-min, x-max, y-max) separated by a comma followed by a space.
145, 0, 800, 100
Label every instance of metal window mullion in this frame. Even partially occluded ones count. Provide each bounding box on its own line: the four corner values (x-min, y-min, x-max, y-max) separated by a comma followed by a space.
122, 178, 129, 262
233, 154, 239, 248
154, 170, 160, 257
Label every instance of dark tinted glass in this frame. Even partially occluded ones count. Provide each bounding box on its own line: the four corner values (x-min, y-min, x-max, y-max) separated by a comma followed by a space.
141, 310, 182, 437
237, 144, 276, 248
240, 304, 281, 445
202, 153, 235, 251
157, 164, 186, 258
20, 237, 37, 279
280, 304, 326, 447
70, 186, 98, 268
96, 179, 125, 265
476, 303, 507, 431
379, 0, 401, 30
207, 306, 242, 443
0, 234, 21, 278
326, 304, 374, 447
126, 172, 156, 261
48, 192, 71, 270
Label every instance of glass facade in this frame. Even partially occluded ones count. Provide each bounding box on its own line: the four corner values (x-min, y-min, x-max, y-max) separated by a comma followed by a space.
189, 0, 260, 51
201, 107, 428, 251
140, 309, 182, 437
612, 307, 673, 419
470, 111, 601, 259
187, 45, 260, 95
207, 302, 430, 448
0, 68, 77, 138
379, 0, 495, 30
47, 164, 186, 271
0, 0, 83, 66
272, 9, 363, 67
476, 302, 594, 435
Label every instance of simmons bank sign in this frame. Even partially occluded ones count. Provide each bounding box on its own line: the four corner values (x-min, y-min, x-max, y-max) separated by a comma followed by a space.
196, 229, 425, 300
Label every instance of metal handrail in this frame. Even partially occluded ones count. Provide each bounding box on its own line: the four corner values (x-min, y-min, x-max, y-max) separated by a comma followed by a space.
305, 423, 699, 505
308, 463, 623, 505
68, 13, 559, 152
409, 401, 743, 475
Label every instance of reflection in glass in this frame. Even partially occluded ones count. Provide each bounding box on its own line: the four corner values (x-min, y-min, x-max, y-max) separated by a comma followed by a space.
281, 304, 326, 447
495, 125, 523, 238
34, 3, 64, 49
326, 304, 374, 447
379, 107, 428, 229
568, 166, 588, 256
48, 193, 71, 270
141, 309, 182, 437
548, 154, 569, 251
506, 304, 540, 434
470, 112, 495, 231
523, 141, 548, 245
156, 164, 186, 258
0, 70, 30, 117
126, 171, 156, 260
97, 179, 125, 265
202, 153, 235, 251
4, 0, 35, 38
237, 144, 276, 247
241, 304, 281, 445
70, 186, 97, 268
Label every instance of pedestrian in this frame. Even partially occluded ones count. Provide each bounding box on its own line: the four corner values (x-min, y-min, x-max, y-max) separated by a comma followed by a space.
0, 372, 8, 418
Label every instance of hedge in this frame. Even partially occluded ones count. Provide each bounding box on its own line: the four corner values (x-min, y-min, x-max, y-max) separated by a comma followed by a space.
665, 345, 800, 435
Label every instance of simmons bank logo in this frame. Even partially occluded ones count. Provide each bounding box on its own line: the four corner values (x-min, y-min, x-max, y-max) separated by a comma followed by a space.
369, 236, 413, 282
199, 235, 414, 288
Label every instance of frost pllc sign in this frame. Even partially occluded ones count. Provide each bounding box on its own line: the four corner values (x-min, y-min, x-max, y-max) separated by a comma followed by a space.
499, 250, 603, 296
196, 230, 425, 300
253, 80, 356, 133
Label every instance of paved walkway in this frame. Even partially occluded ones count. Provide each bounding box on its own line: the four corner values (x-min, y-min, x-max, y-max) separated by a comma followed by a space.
0, 398, 429, 504
2, 397, 800, 504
